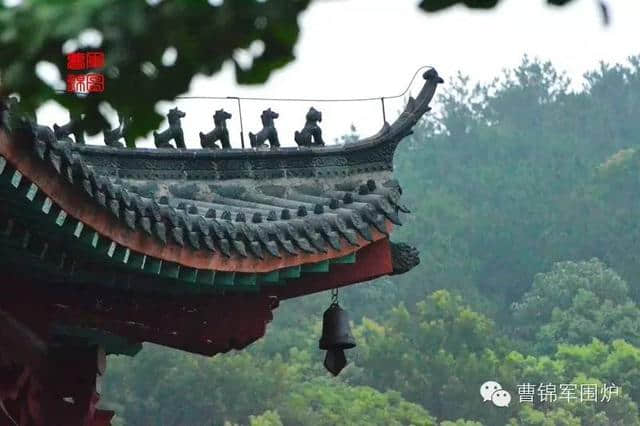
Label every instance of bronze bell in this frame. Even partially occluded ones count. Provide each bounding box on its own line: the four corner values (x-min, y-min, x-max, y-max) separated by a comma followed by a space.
319, 302, 356, 376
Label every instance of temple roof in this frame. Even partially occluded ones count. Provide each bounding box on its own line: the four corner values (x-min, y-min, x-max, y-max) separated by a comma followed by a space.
0, 69, 440, 356
0, 69, 441, 293
37, 139, 406, 263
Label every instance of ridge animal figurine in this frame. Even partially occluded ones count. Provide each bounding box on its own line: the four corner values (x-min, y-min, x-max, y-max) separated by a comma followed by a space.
295, 107, 325, 147
30, 121, 57, 146
154, 107, 186, 149
249, 108, 279, 148
54, 113, 85, 144
0, 96, 18, 130
199, 109, 232, 149
104, 113, 132, 148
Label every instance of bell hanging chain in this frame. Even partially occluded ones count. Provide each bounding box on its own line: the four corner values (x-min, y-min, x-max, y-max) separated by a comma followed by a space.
331, 288, 339, 305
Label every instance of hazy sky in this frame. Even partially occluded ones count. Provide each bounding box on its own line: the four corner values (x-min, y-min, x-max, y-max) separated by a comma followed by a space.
38, 0, 640, 148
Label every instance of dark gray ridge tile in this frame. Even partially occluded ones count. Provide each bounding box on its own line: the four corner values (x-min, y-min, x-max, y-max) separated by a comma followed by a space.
34, 139, 47, 160
310, 217, 332, 237
119, 187, 133, 209
240, 191, 314, 211
249, 241, 264, 259
341, 229, 360, 246
325, 232, 341, 251
81, 179, 93, 197
73, 155, 91, 180
251, 224, 270, 246
238, 223, 256, 242
233, 240, 248, 258
146, 199, 163, 222
218, 238, 231, 257
294, 236, 316, 254
210, 192, 280, 211
60, 147, 74, 169
140, 217, 153, 235
160, 207, 180, 228
124, 209, 136, 230
286, 189, 332, 205
196, 216, 210, 236
104, 181, 118, 200
95, 190, 107, 208
48, 150, 62, 174
187, 231, 200, 249
177, 211, 193, 232
203, 235, 216, 252
264, 241, 281, 258
280, 240, 298, 256
209, 220, 226, 240
153, 222, 167, 245
219, 220, 239, 240
171, 226, 184, 247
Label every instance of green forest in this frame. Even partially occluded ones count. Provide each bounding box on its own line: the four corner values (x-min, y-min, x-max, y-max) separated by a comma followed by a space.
101, 56, 640, 425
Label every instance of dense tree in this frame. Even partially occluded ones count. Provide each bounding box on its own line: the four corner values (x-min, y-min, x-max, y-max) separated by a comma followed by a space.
246, 410, 283, 426
512, 259, 640, 353
276, 379, 436, 426
349, 290, 513, 424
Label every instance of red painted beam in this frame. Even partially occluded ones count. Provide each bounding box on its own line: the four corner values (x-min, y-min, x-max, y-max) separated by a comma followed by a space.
0, 241, 392, 356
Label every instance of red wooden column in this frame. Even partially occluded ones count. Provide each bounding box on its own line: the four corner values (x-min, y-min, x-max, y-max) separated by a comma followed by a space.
0, 309, 113, 426
37, 345, 107, 426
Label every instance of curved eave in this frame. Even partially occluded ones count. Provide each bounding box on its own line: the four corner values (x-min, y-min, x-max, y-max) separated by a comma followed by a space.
0, 69, 441, 293
0, 131, 390, 273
